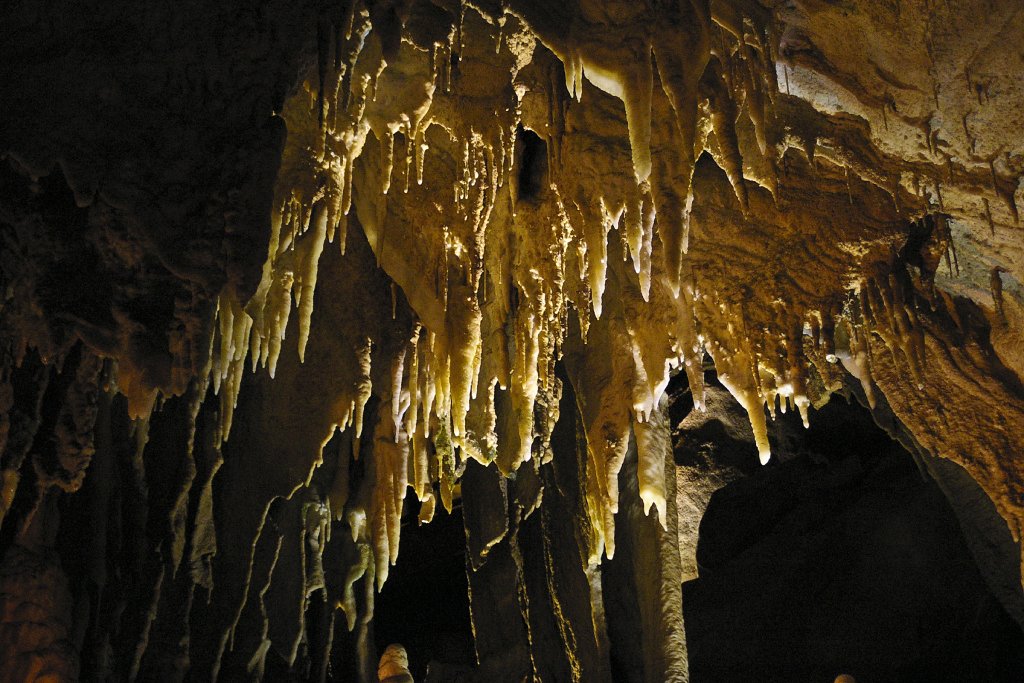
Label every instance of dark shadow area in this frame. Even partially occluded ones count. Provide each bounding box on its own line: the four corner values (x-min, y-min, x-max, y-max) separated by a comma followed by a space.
682, 383, 1024, 682
374, 500, 475, 680
514, 126, 547, 201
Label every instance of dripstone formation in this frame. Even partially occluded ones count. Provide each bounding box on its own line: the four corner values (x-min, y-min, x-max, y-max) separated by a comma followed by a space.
1, 1, 1022, 681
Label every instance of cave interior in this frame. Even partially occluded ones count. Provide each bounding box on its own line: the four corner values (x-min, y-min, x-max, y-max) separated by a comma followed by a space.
1, 0, 1024, 681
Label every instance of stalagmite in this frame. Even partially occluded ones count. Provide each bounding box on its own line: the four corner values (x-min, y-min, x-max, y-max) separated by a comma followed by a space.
377, 644, 414, 683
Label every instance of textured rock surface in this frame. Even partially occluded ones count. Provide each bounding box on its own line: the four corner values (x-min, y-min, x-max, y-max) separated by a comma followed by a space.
1, 0, 1023, 680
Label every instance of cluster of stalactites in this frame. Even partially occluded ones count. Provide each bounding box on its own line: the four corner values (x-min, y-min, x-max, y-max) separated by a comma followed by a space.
693, 251, 932, 467
189, 0, 896, 596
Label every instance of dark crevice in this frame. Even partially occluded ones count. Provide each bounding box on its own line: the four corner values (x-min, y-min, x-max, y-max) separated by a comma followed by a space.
515, 126, 547, 202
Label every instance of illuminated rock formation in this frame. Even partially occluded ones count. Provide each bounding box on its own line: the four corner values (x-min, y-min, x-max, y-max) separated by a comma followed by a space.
0, 0, 1022, 680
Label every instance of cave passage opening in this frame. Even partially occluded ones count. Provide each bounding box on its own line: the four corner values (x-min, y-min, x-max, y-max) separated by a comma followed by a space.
374, 500, 474, 680
678, 368, 1024, 683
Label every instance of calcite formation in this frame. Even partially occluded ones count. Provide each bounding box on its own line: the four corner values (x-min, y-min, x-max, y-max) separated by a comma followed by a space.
0, 0, 1021, 680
